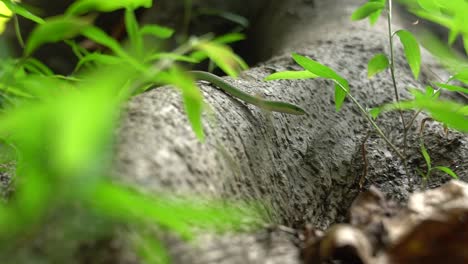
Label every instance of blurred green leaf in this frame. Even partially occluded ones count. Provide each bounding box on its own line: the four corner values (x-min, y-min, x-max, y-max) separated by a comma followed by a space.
291, 53, 349, 111
145, 53, 199, 64
76, 53, 123, 70
81, 26, 146, 72
213, 33, 245, 44
133, 232, 171, 264
25, 16, 90, 55
395, 30, 421, 80
383, 95, 468, 132
194, 41, 247, 77
1, 0, 44, 24
417, 0, 441, 13
22, 58, 54, 76
124, 8, 142, 55
434, 82, 468, 94
66, 0, 152, 15
433, 166, 459, 179
351, 2, 385, 21
140, 24, 174, 39
451, 69, 468, 84
264, 70, 318, 81
367, 53, 389, 78
155, 68, 204, 141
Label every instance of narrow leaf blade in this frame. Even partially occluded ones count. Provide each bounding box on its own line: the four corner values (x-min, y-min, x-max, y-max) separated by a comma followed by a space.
396, 30, 421, 80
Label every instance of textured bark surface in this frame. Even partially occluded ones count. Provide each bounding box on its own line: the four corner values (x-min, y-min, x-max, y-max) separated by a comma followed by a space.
110, 0, 468, 263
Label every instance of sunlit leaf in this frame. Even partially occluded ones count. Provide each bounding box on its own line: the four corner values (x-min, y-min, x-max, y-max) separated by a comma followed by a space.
396, 30, 421, 80
351, 2, 385, 21
25, 16, 90, 55
433, 166, 459, 179
367, 53, 389, 78
264, 70, 318, 81
213, 33, 245, 44
291, 53, 349, 111
194, 41, 247, 77
1, 0, 44, 24
66, 0, 152, 15
368, 0, 385, 25
140, 24, 174, 39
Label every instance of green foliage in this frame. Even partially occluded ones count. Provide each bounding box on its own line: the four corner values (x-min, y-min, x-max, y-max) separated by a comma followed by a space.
395, 29, 421, 80
66, 0, 152, 15
0, 2, 258, 262
351, 1, 385, 21
418, 140, 459, 180
0, 0, 44, 24
265, 53, 349, 111
367, 53, 389, 78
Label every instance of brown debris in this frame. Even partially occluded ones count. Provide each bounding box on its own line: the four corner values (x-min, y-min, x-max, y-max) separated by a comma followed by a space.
301, 180, 468, 264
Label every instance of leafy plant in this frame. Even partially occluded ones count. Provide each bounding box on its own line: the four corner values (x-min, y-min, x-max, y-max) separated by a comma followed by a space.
0, 0, 259, 262
266, 0, 464, 181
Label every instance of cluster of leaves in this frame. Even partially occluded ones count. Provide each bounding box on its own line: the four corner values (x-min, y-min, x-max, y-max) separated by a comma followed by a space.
265, 0, 466, 181
0, 0, 257, 262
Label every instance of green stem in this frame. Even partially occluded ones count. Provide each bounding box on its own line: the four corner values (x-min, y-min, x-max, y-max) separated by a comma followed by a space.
387, 0, 409, 172
334, 81, 405, 162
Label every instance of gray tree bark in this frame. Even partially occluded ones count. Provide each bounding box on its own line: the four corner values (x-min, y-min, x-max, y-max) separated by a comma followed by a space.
112, 0, 468, 263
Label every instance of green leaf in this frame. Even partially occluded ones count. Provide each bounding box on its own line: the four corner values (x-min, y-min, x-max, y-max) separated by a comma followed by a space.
66, 0, 152, 15
1, 0, 44, 24
420, 141, 432, 172
198, 8, 249, 28
368, 0, 385, 25
383, 96, 468, 132
291, 53, 349, 111
22, 58, 54, 76
25, 16, 90, 55
433, 166, 459, 179
76, 53, 123, 70
395, 30, 421, 80
452, 69, 468, 84
351, 2, 385, 21
367, 53, 389, 78
434, 82, 468, 94
213, 33, 245, 44
194, 41, 248, 77
139, 24, 174, 39
81, 26, 146, 72
369, 107, 382, 119
124, 8, 142, 55
155, 68, 204, 141
264, 70, 318, 81
145, 53, 199, 64
417, 0, 441, 13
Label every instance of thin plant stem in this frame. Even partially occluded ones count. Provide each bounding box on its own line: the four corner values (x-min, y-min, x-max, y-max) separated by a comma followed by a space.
334, 81, 406, 163
386, 0, 408, 161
